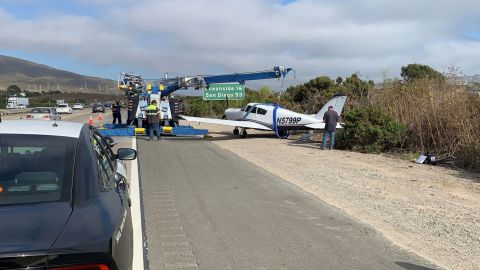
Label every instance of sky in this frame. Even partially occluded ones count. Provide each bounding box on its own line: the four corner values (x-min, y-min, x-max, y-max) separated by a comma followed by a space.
0, 0, 479, 90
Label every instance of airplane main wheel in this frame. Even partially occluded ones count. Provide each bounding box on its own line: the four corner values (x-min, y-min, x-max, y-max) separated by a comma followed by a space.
233, 128, 239, 135
240, 129, 247, 139
278, 130, 290, 139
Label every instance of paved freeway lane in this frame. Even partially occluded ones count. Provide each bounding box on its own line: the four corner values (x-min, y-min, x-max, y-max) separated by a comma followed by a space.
139, 138, 439, 270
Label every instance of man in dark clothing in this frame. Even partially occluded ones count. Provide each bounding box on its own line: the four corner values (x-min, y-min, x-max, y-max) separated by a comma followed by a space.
112, 99, 122, 124
145, 100, 161, 141
322, 105, 340, 150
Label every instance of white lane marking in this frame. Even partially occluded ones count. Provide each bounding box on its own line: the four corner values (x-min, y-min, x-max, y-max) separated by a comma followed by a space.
131, 137, 145, 270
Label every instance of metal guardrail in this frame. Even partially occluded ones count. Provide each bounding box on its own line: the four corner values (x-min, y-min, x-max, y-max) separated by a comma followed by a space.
0, 109, 29, 116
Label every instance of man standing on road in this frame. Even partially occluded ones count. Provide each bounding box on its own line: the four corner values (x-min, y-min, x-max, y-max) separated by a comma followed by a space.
112, 99, 122, 124
145, 100, 161, 141
322, 105, 339, 150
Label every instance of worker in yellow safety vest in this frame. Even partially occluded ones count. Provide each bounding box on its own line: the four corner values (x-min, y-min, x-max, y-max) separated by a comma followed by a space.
145, 100, 161, 141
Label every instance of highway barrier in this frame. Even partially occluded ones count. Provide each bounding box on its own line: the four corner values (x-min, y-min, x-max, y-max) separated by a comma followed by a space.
0, 109, 28, 116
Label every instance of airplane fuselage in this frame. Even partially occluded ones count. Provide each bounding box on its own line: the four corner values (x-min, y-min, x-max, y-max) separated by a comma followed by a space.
224, 103, 324, 131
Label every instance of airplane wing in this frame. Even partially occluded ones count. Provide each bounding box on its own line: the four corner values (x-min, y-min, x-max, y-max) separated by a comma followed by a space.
305, 123, 343, 129
180, 115, 272, 131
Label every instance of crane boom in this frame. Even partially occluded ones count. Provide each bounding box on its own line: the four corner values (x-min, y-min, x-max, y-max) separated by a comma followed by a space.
118, 66, 294, 97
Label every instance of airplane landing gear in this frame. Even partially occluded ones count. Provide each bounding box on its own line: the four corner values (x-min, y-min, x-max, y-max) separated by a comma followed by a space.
240, 128, 248, 138
233, 127, 239, 136
277, 130, 289, 139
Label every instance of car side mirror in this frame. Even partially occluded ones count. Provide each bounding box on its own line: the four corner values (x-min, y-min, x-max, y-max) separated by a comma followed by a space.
117, 148, 137, 160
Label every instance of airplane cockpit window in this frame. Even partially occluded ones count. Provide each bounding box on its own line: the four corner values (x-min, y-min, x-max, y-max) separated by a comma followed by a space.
250, 107, 257, 114
257, 108, 267, 115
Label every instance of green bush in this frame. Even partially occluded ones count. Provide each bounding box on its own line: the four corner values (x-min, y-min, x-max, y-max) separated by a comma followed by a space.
336, 107, 407, 153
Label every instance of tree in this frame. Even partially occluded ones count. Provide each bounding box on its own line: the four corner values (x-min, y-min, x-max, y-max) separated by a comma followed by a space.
400, 64, 445, 82
342, 74, 375, 106
336, 76, 343, 85
6, 85, 21, 96
258, 86, 273, 99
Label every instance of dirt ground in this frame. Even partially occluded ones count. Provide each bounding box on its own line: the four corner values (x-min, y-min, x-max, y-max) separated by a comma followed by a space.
184, 121, 480, 270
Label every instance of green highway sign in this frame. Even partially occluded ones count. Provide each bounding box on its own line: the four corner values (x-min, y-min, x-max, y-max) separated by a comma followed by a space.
203, 83, 245, 100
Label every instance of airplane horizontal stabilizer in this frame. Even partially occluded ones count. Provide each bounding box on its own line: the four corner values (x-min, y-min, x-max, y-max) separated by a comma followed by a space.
180, 115, 272, 130
305, 123, 343, 129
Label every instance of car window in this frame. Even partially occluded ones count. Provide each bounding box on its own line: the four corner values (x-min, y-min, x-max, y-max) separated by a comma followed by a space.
257, 108, 267, 115
0, 135, 75, 206
30, 108, 51, 114
58, 104, 67, 108
89, 129, 115, 189
250, 107, 257, 114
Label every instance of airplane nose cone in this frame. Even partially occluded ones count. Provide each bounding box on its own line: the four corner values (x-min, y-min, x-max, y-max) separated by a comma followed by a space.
224, 108, 241, 120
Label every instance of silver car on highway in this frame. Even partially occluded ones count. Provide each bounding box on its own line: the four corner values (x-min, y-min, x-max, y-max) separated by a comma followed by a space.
26, 107, 61, 121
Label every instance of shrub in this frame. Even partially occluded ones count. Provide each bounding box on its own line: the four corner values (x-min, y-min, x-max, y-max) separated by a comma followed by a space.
336, 107, 407, 153
371, 77, 480, 169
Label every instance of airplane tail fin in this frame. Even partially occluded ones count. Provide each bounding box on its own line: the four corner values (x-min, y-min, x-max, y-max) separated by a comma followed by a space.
315, 94, 347, 120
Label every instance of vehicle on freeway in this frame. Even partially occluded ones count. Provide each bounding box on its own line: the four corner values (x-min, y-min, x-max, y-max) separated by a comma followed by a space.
104, 101, 113, 108
73, 103, 84, 110
56, 103, 73, 114
0, 120, 136, 270
26, 107, 61, 121
92, 103, 106, 113
6, 97, 29, 109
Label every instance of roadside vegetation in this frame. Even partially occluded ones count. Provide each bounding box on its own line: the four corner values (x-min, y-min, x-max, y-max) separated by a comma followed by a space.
181, 64, 480, 170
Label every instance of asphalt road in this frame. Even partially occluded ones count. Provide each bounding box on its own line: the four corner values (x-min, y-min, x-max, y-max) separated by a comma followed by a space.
138, 137, 439, 270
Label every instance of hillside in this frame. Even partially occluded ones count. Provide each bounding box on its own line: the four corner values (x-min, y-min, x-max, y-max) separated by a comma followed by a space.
0, 55, 117, 93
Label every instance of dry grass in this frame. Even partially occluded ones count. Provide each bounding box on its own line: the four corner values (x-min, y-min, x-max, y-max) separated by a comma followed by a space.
371, 79, 480, 169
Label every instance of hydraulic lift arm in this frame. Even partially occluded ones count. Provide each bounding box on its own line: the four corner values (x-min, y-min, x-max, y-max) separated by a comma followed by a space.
118, 66, 294, 97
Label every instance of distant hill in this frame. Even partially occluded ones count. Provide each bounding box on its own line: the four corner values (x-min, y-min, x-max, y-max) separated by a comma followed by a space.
0, 55, 117, 93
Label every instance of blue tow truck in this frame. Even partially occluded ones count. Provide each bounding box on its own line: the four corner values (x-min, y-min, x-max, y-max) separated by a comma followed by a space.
99, 66, 294, 137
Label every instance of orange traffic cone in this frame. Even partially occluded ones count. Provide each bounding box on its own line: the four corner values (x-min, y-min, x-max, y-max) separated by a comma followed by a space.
97, 113, 103, 121
88, 116, 94, 126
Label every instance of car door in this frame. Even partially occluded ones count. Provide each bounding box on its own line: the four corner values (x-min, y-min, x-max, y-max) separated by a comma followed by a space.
90, 129, 133, 269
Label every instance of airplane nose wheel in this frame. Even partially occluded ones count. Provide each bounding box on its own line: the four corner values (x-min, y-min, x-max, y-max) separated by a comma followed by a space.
233, 127, 239, 136
240, 128, 248, 138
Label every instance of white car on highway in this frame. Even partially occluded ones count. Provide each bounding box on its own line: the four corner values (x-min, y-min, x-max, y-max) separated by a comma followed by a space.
26, 107, 61, 121
73, 103, 84, 110
56, 103, 73, 114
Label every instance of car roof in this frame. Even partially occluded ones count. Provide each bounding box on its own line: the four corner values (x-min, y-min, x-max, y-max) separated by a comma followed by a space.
0, 120, 84, 138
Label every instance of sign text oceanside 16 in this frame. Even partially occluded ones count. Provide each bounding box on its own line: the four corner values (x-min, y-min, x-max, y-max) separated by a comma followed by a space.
203, 83, 245, 100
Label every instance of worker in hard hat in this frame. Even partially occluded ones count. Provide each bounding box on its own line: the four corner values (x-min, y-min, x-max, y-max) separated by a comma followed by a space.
145, 100, 161, 141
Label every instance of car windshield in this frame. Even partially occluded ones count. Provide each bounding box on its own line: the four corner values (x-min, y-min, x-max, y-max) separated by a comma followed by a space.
0, 135, 76, 206
30, 108, 51, 114
58, 104, 67, 108
74, 103, 81, 106
94, 103, 103, 107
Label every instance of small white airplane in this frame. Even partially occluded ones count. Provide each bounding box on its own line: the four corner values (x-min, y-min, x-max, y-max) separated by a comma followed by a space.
180, 94, 347, 138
